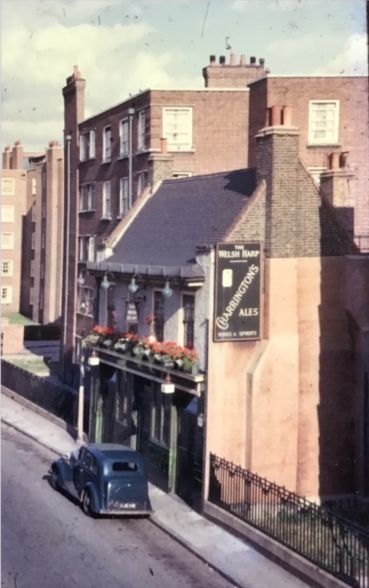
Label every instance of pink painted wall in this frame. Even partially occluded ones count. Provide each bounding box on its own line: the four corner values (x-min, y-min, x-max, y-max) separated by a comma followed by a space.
206, 255, 357, 500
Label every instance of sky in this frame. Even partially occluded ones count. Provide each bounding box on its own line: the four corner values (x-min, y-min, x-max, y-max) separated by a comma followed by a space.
1, 0, 367, 152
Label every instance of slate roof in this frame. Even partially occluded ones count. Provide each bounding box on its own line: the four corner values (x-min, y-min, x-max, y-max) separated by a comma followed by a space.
103, 169, 256, 277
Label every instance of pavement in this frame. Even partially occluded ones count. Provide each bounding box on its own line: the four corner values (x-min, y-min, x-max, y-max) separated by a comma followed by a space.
1, 389, 309, 588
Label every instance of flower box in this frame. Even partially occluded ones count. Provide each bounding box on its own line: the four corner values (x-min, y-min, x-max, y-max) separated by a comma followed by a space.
84, 327, 200, 375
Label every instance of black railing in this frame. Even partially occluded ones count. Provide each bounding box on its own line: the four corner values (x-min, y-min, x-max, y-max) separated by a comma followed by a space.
209, 454, 369, 587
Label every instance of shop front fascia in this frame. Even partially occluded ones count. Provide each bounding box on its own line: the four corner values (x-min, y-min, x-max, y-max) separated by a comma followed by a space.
87, 346, 206, 499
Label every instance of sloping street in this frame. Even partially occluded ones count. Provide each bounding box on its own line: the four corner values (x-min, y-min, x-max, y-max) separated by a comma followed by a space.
2, 424, 233, 588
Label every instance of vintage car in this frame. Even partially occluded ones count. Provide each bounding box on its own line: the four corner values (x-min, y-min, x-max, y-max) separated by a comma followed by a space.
49, 443, 153, 517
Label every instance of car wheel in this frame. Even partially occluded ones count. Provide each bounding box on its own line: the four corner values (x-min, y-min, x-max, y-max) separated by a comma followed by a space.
81, 490, 93, 517
50, 467, 59, 490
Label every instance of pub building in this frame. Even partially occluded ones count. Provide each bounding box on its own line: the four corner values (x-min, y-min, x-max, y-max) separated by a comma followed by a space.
83, 116, 368, 506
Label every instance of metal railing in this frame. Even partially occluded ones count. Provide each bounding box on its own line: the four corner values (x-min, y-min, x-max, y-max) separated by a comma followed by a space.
209, 454, 369, 587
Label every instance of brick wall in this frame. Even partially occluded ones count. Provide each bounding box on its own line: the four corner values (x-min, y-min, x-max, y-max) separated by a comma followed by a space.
248, 76, 369, 239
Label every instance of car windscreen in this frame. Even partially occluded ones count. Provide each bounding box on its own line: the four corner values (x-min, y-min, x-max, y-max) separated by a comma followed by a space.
112, 461, 139, 472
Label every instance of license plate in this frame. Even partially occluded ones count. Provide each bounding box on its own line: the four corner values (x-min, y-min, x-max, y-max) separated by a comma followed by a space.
122, 503, 137, 508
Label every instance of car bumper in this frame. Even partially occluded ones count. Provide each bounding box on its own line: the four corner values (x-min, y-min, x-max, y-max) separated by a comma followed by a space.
98, 508, 152, 516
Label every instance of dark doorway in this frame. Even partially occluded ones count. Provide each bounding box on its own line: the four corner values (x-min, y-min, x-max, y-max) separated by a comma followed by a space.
176, 397, 203, 511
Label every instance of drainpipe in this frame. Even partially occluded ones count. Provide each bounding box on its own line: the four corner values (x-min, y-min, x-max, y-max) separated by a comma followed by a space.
62, 134, 72, 378
128, 108, 135, 208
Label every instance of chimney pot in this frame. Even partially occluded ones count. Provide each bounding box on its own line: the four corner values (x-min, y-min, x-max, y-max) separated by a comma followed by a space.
282, 105, 293, 126
209, 54, 216, 64
15, 140, 21, 146
219, 55, 226, 65
339, 151, 349, 168
250, 56, 256, 64
328, 152, 340, 170
268, 105, 282, 126
160, 137, 168, 155
229, 53, 236, 65
259, 58, 265, 66
240, 54, 246, 65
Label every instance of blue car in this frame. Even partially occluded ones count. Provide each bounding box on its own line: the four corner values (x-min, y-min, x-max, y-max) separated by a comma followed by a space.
49, 443, 153, 517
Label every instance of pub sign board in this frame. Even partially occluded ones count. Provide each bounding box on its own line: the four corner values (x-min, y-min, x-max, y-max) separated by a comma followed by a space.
214, 242, 262, 342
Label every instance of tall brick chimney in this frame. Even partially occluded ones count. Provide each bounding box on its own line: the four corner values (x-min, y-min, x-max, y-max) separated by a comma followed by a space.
11, 140, 24, 169
2, 145, 11, 169
256, 105, 300, 258
60, 66, 86, 375
202, 52, 267, 88
320, 151, 355, 237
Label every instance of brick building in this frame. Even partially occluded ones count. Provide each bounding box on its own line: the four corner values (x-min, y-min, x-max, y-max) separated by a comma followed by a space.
83, 106, 369, 504
61, 55, 267, 374
1, 142, 40, 315
20, 141, 64, 324
248, 75, 369, 244
60, 54, 368, 388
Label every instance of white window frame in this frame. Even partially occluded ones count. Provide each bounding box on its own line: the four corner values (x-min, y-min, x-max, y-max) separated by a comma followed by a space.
31, 204, 37, 222
1, 286, 12, 304
162, 107, 193, 152
79, 184, 97, 212
31, 233, 36, 249
137, 110, 146, 151
79, 236, 96, 262
1, 205, 15, 222
1, 178, 15, 195
137, 171, 148, 197
102, 181, 112, 219
308, 100, 340, 146
119, 119, 129, 157
1, 260, 13, 276
1, 232, 14, 250
80, 130, 96, 161
103, 125, 112, 162
31, 177, 37, 195
119, 177, 129, 218
77, 285, 95, 316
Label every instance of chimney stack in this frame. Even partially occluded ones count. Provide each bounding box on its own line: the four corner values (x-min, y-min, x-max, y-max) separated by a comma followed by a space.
11, 140, 23, 170
320, 151, 354, 235
202, 52, 267, 88
255, 113, 300, 257
2, 146, 11, 169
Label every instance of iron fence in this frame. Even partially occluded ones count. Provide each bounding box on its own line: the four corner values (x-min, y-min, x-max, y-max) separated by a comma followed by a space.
209, 454, 369, 588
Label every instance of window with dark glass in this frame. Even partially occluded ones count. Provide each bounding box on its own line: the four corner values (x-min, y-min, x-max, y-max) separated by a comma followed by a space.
154, 291, 164, 342
183, 294, 195, 349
